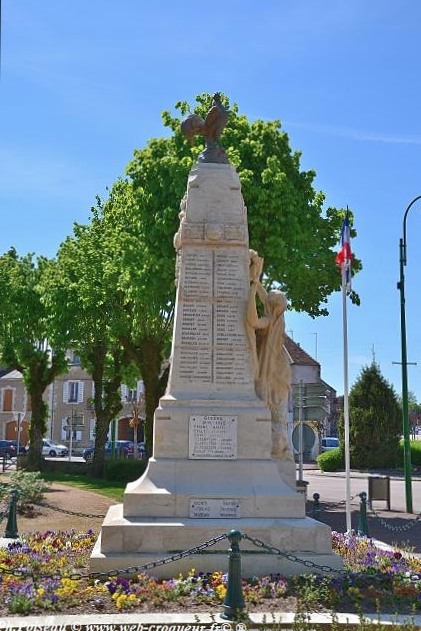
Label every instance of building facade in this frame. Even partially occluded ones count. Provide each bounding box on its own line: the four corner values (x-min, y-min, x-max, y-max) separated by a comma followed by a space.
0, 352, 145, 451
284, 335, 337, 459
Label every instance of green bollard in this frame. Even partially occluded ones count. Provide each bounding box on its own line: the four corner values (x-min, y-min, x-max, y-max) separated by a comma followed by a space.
357, 491, 369, 537
5, 489, 19, 539
221, 530, 247, 621
312, 493, 321, 520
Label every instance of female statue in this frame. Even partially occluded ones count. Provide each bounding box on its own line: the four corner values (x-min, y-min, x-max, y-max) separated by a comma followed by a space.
246, 251, 292, 460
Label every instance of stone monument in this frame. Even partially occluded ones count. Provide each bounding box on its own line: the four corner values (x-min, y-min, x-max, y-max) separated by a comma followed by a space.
90, 94, 342, 577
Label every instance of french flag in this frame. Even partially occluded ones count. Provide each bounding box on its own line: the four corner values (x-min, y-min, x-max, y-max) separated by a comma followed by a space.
336, 214, 352, 290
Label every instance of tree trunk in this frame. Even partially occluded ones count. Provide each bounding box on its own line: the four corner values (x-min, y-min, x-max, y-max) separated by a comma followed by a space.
26, 384, 47, 471
87, 349, 124, 478
89, 411, 109, 478
137, 338, 165, 459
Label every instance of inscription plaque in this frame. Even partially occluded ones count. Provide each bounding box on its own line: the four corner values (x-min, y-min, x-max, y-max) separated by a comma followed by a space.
189, 415, 237, 459
189, 498, 242, 519
173, 244, 255, 389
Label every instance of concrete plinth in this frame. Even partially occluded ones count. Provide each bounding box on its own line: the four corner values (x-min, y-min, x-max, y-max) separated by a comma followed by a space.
91, 505, 342, 578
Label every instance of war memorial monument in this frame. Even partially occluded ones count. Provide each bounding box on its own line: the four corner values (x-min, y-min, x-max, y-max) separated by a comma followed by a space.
90, 94, 342, 577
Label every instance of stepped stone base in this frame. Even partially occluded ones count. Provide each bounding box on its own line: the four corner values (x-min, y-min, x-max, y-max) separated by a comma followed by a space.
122, 457, 303, 519
90, 505, 343, 578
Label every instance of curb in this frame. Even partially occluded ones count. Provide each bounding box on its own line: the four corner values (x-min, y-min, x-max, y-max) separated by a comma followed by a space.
1, 611, 421, 629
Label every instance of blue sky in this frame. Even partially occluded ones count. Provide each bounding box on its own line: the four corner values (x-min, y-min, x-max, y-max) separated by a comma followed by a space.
1, 1, 421, 400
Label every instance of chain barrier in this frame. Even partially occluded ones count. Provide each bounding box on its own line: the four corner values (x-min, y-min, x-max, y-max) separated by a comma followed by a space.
0, 532, 228, 581
242, 532, 345, 576
0, 526, 412, 595
316, 493, 357, 511
308, 487, 421, 534
35, 500, 106, 519
367, 502, 421, 532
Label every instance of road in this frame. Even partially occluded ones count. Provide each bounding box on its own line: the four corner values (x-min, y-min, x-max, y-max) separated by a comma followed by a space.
303, 467, 421, 553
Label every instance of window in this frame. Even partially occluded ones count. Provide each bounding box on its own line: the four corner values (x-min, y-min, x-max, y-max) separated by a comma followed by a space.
126, 388, 137, 402
121, 381, 144, 402
71, 353, 81, 365
63, 381, 84, 404
2, 389, 13, 412
69, 382, 79, 403
61, 418, 83, 442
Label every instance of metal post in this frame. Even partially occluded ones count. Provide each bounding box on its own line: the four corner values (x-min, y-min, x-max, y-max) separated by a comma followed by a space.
312, 492, 321, 520
111, 419, 116, 457
398, 195, 421, 514
298, 380, 304, 483
5, 489, 19, 539
357, 491, 368, 537
16, 412, 21, 459
68, 408, 73, 462
221, 530, 246, 621
399, 239, 413, 513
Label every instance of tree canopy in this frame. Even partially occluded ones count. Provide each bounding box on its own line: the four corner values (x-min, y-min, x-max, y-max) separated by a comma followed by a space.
0, 249, 68, 468
41, 204, 133, 476
345, 362, 401, 469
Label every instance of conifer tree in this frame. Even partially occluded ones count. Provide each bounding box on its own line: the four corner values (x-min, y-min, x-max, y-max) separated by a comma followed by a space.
345, 362, 401, 469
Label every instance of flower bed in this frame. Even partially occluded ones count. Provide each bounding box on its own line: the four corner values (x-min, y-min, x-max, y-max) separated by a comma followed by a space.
0, 530, 420, 616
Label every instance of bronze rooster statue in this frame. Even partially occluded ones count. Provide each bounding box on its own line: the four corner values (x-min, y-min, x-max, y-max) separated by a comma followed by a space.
181, 93, 229, 164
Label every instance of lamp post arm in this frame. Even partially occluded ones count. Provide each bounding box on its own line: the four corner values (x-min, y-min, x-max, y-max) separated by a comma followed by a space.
402, 195, 421, 266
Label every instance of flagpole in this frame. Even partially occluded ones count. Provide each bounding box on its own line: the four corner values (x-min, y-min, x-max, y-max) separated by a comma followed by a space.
341, 266, 352, 532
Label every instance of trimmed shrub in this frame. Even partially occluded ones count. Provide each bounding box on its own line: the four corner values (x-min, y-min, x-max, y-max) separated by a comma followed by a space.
317, 448, 344, 472
411, 440, 421, 466
104, 457, 148, 483
397, 440, 421, 467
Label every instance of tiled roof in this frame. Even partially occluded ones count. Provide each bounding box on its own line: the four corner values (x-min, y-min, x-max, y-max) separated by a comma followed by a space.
284, 335, 320, 367
0, 368, 23, 379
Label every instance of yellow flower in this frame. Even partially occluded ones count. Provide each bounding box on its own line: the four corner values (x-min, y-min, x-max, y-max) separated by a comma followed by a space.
115, 594, 128, 609
215, 584, 227, 600
37, 587, 45, 596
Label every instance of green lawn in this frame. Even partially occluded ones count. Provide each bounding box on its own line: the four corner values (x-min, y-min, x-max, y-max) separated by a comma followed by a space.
39, 471, 126, 501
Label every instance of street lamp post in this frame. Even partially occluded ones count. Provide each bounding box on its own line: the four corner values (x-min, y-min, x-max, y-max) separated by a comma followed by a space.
398, 195, 421, 514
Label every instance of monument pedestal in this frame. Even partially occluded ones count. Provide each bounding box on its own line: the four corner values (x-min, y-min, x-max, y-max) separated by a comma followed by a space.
90, 162, 342, 577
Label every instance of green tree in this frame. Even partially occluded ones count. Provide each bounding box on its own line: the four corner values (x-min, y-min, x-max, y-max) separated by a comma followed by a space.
97, 179, 173, 457
0, 249, 68, 469
345, 362, 401, 468
42, 210, 129, 477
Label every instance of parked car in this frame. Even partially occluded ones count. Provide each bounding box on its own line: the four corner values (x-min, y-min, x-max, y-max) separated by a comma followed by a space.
42, 439, 68, 457
8, 440, 27, 455
83, 440, 135, 463
126, 441, 146, 458
0, 440, 17, 458
321, 437, 340, 452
